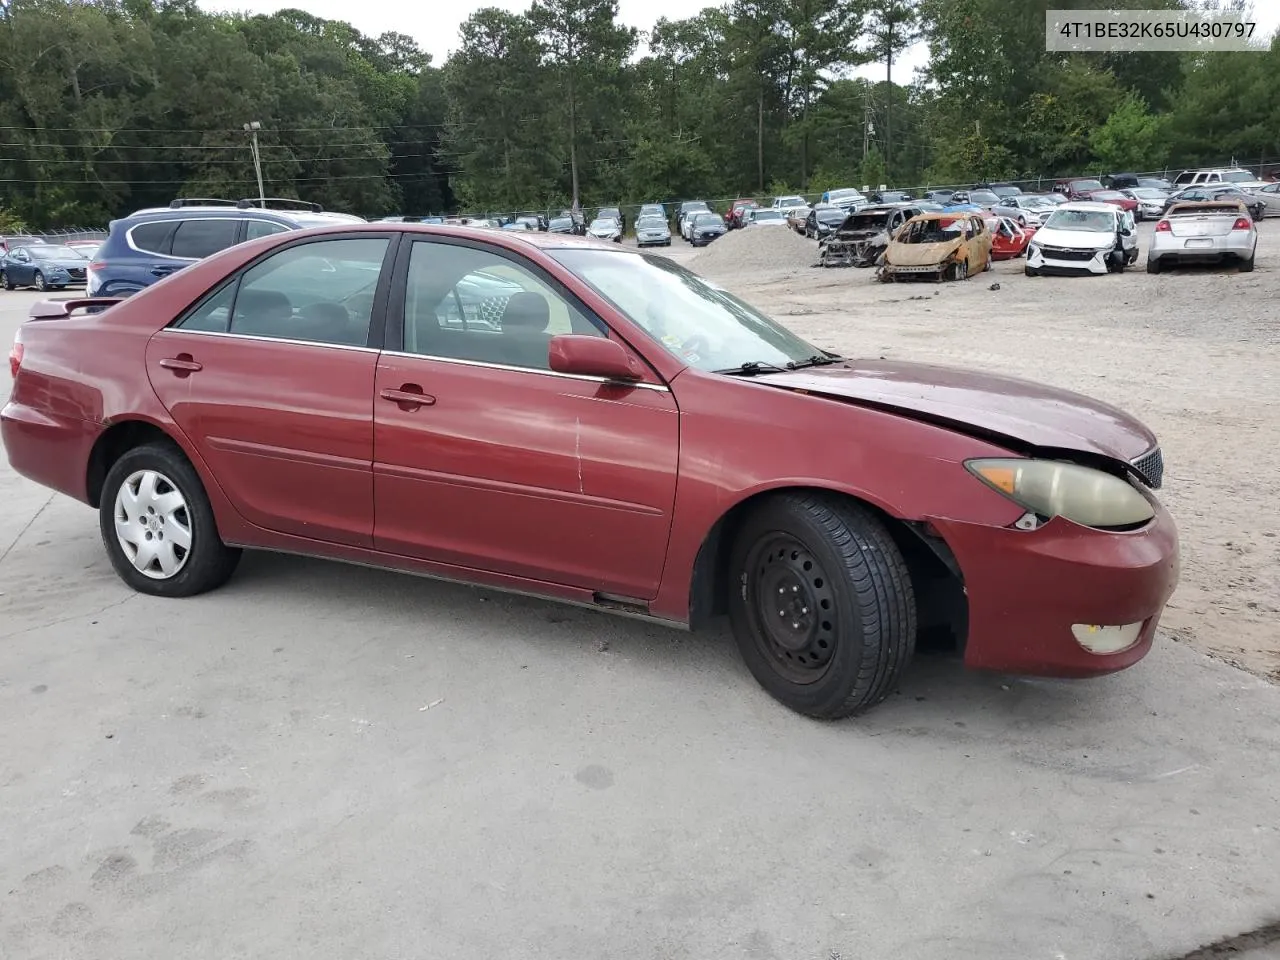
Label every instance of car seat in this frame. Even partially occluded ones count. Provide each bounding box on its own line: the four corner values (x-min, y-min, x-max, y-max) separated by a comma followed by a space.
497, 291, 552, 368
231, 289, 293, 337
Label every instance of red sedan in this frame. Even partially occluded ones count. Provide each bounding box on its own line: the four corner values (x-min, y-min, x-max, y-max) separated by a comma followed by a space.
1085, 189, 1140, 213
986, 216, 1037, 259
2, 223, 1179, 718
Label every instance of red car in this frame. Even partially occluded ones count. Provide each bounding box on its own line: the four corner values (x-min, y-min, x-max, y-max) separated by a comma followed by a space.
2, 223, 1179, 719
986, 216, 1037, 259
726, 199, 759, 229
1053, 178, 1107, 201
1084, 189, 1139, 213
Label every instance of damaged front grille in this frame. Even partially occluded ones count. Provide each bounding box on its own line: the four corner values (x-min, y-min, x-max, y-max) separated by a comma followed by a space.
1037, 245, 1097, 262
1131, 446, 1164, 489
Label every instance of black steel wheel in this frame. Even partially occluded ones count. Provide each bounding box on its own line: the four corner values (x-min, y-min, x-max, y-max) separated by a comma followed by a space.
728, 492, 917, 719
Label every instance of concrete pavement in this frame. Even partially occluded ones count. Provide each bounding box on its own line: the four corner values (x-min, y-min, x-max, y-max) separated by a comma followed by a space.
1, 290, 1278, 960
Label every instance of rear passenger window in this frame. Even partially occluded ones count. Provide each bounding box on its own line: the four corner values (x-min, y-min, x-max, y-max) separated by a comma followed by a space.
130, 221, 178, 256
245, 220, 291, 241
176, 283, 235, 333
171, 219, 240, 259
227, 237, 389, 346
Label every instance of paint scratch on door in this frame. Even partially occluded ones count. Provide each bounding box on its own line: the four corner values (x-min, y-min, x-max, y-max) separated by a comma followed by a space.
575, 417, 584, 494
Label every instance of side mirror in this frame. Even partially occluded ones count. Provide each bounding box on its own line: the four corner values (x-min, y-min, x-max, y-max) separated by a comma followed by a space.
1121, 227, 1133, 237
548, 334, 643, 382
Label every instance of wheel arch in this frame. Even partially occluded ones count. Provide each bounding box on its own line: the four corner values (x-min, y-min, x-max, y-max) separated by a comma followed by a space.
687, 483, 968, 647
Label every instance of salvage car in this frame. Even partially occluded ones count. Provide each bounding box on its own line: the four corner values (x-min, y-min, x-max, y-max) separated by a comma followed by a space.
1161, 185, 1264, 222
727, 199, 759, 229
1025, 202, 1138, 276
1, 243, 90, 291
1146, 199, 1257, 274
1252, 181, 1280, 217
686, 211, 727, 246
1, 223, 1179, 719
1119, 187, 1169, 221
746, 209, 789, 228
991, 194, 1058, 226
634, 214, 672, 247
820, 188, 866, 213
803, 203, 852, 239
986, 217, 1037, 260
820, 204, 922, 267
877, 212, 992, 281
587, 217, 624, 243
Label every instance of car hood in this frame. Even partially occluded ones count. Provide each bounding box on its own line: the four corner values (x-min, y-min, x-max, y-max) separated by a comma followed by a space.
749, 359, 1156, 460
1032, 227, 1113, 249
885, 236, 963, 265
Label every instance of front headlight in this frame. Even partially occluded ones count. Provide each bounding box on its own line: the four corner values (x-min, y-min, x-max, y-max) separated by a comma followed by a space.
965, 458, 1155, 529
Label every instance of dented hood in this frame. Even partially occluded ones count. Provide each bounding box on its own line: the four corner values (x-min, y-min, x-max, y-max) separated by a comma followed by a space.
884, 236, 963, 266
750, 359, 1157, 461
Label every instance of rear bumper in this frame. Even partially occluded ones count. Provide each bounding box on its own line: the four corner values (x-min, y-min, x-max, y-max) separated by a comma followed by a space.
1, 400, 99, 503
930, 503, 1179, 678
1149, 233, 1255, 262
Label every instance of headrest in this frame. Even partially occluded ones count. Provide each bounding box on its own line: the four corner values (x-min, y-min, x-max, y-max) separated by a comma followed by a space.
236, 289, 292, 315
501, 291, 550, 332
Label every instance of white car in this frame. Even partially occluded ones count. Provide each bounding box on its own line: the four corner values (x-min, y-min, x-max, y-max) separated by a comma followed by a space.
747, 209, 790, 227
991, 194, 1058, 226
588, 217, 623, 243
1147, 198, 1257, 273
1120, 187, 1169, 221
1024, 201, 1138, 276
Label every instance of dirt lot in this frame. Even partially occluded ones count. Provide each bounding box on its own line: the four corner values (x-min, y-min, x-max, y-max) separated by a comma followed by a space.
662, 221, 1280, 683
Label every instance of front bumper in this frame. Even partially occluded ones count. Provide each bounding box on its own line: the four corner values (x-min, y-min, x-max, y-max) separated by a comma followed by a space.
1026, 245, 1111, 274
930, 501, 1179, 678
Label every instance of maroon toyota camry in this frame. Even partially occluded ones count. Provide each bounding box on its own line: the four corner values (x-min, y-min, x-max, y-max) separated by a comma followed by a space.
2, 223, 1179, 718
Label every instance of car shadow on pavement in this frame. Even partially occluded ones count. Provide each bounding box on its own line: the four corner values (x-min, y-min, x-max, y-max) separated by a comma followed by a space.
227, 549, 1124, 734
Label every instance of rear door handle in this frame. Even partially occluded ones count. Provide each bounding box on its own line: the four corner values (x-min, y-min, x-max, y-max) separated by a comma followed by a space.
380, 384, 435, 410
151, 265, 181, 277
159, 356, 202, 374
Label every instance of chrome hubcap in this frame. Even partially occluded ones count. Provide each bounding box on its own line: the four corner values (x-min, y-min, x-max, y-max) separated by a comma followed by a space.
113, 469, 192, 579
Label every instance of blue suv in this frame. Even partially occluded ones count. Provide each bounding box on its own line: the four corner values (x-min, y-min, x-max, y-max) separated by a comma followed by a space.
87, 197, 365, 298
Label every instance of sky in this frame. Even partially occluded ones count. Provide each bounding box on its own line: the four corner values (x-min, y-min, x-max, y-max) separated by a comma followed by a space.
196, 0, 1280, 82
196, 0, 932, 81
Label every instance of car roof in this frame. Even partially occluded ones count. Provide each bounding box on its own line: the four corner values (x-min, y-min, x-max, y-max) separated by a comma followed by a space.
1055, 201, 1121, 212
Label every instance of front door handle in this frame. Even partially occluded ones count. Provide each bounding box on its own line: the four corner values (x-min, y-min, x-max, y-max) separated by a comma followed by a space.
380, 383, 435, 410
159, 355, 202, 376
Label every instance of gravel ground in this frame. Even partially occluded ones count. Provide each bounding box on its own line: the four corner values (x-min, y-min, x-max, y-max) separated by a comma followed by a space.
664, 220, 1280, 682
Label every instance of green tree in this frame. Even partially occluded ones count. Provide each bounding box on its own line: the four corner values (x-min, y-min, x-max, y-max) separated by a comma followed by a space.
1090, 92, 1169, 171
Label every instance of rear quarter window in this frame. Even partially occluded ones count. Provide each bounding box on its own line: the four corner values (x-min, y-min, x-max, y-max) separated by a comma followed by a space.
129, 221, 179, 256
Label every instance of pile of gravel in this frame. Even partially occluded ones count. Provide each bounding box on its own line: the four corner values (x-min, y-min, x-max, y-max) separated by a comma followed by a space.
689, 226, 818, 276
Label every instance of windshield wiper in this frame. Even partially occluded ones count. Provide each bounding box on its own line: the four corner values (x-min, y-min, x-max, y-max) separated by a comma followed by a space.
714, 361, 790, 376
785, 354, 843, 370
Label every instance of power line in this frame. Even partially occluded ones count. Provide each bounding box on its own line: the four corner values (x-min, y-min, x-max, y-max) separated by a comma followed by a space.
0, 171, 436, 185
0, 154, 420, 165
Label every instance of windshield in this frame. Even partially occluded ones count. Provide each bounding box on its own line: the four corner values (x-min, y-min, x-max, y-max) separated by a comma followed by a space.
548, 218, 572, 230
551, 249, 825, 372
827, 189, 862, 201
815, 206, 846, 222
753, 210, 784, 220
1128, 188, 1165, 198
899, 218, 964, 243
992, 185, 1021, 196
589, 219, 617, 230
636, 216, 666, 229
1071, 179, 1105, 192
969, 191, 1001, 204
683, 203, 710, 214
33, 245, 83, 259
1222, 170, 1256, 183
693, 214, 725, 227
846, 212, 891, 229
1044, 209, 1115, 232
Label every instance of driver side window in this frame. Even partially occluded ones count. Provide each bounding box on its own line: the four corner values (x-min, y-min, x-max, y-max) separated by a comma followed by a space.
401, 241, 605, 371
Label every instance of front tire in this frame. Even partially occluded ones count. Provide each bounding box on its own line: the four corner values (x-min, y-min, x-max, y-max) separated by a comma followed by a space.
33, 270, 46, 291
1146, 257, 1161, 274
99, 441, 241, 597
727, 493, 917, 719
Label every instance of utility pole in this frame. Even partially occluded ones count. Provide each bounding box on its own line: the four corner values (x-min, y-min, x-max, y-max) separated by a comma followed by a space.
243, 121, 265, 206
862, 92, 871, 162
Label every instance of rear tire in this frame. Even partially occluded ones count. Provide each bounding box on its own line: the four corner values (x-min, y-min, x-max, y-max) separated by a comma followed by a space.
99, 441, 241, 598
1146, 257, 1161, 274
0, 271, 11, 291
727, 493, 917, 719
1239, 254, 1255, 272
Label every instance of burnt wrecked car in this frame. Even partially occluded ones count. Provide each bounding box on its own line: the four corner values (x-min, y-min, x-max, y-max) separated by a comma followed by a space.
877, 211, 993, 281
819, 204, 923, 267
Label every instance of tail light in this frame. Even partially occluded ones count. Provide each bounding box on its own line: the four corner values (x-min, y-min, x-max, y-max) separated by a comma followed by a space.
8, 335, 22, 378
1232, 217, 1252, 230
1154, 220, 1171, 232
88, 261, 106, 272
